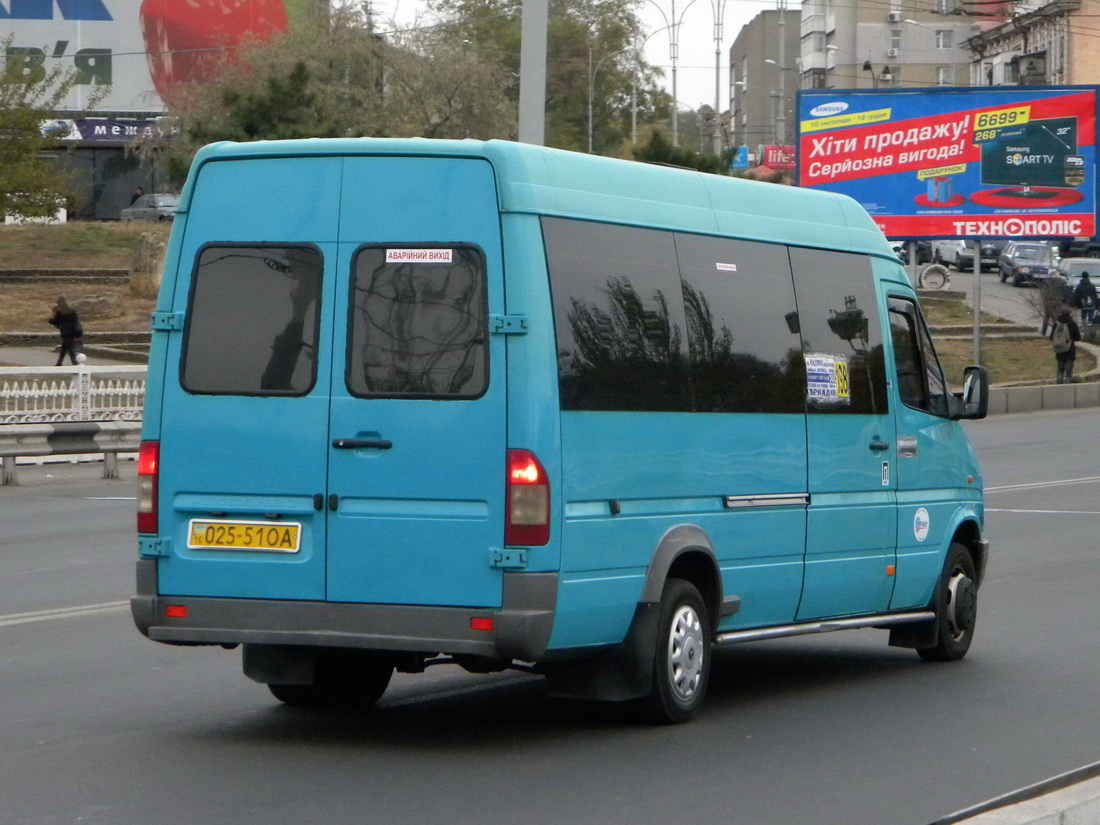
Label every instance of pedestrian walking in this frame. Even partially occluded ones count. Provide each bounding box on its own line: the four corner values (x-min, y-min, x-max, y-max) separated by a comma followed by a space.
1074, 272, 1097, 325
1051, 307, 1081, 384
47, 297, 84, 366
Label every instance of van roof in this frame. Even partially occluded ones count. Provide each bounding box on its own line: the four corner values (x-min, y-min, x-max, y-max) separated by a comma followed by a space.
186, 138, 894, 260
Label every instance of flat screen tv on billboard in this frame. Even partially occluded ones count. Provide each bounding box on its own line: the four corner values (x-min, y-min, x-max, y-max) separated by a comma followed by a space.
796, 87, 1098, 240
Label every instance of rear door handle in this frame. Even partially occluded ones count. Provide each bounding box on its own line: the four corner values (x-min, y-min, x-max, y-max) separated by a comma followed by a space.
332, 439, 393, 450
869, 441, 890, 452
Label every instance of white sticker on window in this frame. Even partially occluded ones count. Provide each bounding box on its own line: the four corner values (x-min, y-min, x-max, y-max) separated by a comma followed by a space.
805, 353, 851, 405
716, 262, 738, 272
386, 248, 453, 264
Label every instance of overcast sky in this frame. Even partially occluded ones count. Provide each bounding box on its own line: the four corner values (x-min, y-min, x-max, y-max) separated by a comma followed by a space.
367, 0, 782, 112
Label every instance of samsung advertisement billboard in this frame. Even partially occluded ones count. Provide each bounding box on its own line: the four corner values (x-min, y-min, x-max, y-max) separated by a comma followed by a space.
796, 87, 1099, 240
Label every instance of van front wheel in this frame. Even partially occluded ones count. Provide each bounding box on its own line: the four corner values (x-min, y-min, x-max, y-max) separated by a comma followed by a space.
918, 543, 978, 662
639, 579, 710, 723
268, 653, 393, 709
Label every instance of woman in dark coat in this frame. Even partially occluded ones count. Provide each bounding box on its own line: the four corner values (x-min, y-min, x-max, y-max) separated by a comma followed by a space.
47, 297, 83, 366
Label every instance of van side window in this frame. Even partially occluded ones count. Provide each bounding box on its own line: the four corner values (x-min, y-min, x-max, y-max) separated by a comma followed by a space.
675, 233, 804, 413
888, 297, 950, 417
789, 247, 888, 415
182, 245, 322, 395
347, 245, 488, 398
543, 218, 690, 411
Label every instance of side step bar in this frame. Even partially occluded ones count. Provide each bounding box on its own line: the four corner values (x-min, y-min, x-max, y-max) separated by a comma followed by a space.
714, 610, 936, 646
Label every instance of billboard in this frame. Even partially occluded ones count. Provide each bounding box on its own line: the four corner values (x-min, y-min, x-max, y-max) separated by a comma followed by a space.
3, 0, 305, 114
796, 87, 1099, 240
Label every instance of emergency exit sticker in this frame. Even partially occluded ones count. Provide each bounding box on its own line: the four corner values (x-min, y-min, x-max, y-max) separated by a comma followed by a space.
386, 248, 453, 264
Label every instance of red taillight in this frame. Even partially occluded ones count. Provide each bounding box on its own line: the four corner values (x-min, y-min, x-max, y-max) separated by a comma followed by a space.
505, 449, 550, 547
137, 440, 160, 535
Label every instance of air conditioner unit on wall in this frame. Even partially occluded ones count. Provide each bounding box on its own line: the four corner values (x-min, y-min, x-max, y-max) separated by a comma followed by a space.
887, 11, 902, 22
887, 47, 899, 57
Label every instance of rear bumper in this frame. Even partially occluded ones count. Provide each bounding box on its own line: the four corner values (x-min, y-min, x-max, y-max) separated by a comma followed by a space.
131, 560, 558, 663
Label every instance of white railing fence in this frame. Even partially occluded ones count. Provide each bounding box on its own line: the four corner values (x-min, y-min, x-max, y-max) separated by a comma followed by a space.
0, 365, 146, 425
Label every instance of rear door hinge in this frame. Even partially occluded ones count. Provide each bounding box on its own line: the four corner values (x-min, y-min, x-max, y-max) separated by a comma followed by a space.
490, 314, 528, 335
491, 548, 528, 568
151, 311, 185, 331
138, 536, 171, 557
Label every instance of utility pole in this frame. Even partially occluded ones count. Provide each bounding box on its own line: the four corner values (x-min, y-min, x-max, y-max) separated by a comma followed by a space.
518, 0, 548, 145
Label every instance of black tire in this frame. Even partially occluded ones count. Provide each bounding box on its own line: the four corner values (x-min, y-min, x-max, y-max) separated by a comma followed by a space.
638, 579, 710, 724
269, 652, 393, 709
1000, 269, 1008, 283
918, 543, 978, 662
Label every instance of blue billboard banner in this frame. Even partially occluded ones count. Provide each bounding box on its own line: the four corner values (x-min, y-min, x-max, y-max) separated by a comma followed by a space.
796, 86, 1098, 240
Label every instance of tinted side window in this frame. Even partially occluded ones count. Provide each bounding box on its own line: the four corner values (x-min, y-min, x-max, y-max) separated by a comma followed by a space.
182, 245, 322, 395
676, 233, 804, 413
543, 218, 689, 411
347, 245, 488, 398
789, 247, 888, 415
889, 297, 950, 417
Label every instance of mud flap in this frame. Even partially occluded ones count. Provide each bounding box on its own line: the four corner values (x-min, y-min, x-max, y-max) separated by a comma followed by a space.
543, 602, 660, 702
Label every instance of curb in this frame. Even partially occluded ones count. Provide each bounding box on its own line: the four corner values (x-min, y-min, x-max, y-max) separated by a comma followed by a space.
932, 762, 1100, 824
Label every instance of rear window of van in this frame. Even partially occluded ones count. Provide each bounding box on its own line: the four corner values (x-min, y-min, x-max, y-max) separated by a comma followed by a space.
181, 245, 323, 395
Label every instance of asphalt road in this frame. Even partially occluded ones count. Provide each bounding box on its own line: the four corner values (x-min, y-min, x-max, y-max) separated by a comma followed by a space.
3, 411, 1100, 825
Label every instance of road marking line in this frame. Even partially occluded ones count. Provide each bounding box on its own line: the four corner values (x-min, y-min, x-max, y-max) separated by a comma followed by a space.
86, 496, 136, 501
987, 475, 1100, 493
986, 508, 1100, 515
0, 601, 129, 628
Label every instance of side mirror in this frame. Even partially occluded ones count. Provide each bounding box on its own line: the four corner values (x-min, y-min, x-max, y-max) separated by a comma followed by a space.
953, 365, 989, 420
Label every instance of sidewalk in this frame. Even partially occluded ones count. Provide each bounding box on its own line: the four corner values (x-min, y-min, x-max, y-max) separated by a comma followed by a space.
0, 345, 137, 368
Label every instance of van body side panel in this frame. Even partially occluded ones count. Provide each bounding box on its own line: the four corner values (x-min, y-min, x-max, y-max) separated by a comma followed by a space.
498, 213, 563, 577
883, 278, 985, 609
325, 157, 507, 608
792, 247, 899, 620
155, 157, 343, 601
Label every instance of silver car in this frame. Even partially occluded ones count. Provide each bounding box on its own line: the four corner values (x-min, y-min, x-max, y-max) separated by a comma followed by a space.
121, 193, 178, 222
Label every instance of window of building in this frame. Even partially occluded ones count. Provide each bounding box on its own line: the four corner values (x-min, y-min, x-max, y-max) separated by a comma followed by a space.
891, 29, 901, 50
935, 30, 953, 49
936, 66, 953, 86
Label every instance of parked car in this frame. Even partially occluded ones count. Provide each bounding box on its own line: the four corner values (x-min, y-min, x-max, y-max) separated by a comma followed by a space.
888, 239, 932, 265
998, 241, 1060, 286
932, 239, 1006, 271
121, 193, 178, 221
932, 240, 965, 268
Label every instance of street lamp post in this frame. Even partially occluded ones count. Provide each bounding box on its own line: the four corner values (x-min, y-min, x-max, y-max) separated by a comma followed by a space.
646, 0, 701, 146
763, 58, 799, 145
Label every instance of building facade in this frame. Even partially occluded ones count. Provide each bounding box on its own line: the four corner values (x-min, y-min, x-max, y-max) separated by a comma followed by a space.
729, 8, 802, 149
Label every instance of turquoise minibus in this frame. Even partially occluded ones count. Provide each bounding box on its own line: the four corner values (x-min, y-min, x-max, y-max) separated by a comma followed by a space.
131, 138, 989, 722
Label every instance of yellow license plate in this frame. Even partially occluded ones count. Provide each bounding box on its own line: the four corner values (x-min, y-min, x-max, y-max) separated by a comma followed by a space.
187, 519, 301, 553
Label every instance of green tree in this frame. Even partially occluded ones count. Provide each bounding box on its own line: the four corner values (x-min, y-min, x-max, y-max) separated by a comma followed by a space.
426, 0, 670, 154
145, 3, 515, 185
633, 130, 725, 174
0, 38, 106, 219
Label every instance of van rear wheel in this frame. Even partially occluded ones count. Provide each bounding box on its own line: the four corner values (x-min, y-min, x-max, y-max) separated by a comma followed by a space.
638, 578, 710, 724
269, 653, 393, 709
918, 543, 978, 662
